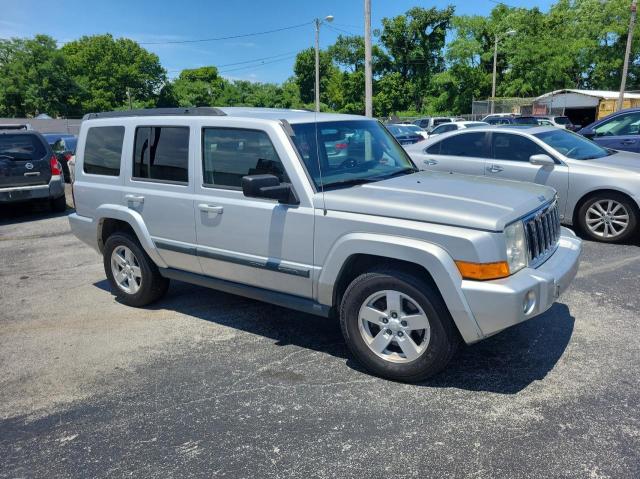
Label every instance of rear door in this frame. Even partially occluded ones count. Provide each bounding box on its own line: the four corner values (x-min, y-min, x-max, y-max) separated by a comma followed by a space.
122, 123, 200, 273
590, 111, 640, 153
416, 131, 489, 176
0, 133, 51, 188
486, 131, 569, 216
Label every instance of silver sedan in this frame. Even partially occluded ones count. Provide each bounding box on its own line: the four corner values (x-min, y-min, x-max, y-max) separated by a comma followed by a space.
405, 126, 640, 243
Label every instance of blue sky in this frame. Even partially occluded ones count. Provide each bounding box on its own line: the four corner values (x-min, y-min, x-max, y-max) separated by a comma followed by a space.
4, 0, 555, 83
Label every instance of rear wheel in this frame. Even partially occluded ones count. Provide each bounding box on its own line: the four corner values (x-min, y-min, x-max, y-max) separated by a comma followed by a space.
339, 268, 459, 382
103, 232, 169, 307
51, 194, 67, 212
577, 193, 637, 243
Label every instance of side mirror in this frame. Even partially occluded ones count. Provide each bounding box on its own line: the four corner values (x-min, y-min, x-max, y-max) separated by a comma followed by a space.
580, 127, 595, 138
242, 174, 298, 204
529, 154, 555, 167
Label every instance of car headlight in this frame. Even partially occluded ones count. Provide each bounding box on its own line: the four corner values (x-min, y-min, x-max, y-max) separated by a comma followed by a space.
504, 220, 528, 274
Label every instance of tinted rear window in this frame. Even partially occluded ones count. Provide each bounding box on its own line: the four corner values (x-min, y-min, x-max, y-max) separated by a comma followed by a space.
133, 127, 189, 183
0, 134, 46, 161
84, 126, 125, 176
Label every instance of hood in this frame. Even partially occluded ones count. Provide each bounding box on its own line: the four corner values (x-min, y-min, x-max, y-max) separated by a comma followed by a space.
320, 171, 555, 232
585, 150, 640, 172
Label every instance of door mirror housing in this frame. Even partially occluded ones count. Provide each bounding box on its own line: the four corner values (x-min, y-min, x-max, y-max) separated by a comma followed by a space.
529, 154, 555, 167
580, 127, 595, 138
242, 174, 298, 204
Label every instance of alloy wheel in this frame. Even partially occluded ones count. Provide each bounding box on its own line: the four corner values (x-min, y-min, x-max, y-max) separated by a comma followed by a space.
110, 245, 142, 294
585, 199, 630, 239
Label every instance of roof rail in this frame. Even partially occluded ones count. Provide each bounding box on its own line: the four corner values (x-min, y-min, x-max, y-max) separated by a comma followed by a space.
83, 107, 227, 120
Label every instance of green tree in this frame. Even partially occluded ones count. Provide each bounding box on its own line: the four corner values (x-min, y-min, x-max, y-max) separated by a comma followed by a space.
293, 47, 336, 106
62, 34, 166, 112
0, 35, 78, 117
169, 66, 224, 107
379, 6, 455, 111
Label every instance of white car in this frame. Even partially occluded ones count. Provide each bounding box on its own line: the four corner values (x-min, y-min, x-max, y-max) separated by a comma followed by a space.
426, 121, 488, 138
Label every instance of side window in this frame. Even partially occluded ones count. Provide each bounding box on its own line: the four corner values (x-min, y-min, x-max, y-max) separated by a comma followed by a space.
492, 133, 547, 162
438, 132, 486, 157
425, 142, 440, 154
202, 128, 288, 189
133, 127, 189, 183
83, 126, 125, 176
438, 124, 457, 133
594, 112, 640, 137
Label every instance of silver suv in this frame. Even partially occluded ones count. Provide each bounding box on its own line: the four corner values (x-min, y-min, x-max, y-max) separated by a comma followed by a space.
69, 108, 582, 382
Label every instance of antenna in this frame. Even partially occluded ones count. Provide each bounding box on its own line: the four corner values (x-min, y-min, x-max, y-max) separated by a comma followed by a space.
314, 109, 328, 215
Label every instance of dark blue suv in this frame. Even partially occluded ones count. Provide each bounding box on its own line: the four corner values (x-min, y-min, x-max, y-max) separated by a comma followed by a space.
579, 108, 640, 153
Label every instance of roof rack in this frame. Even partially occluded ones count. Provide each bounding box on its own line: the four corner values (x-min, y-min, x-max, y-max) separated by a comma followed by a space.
83, 107, 227, 120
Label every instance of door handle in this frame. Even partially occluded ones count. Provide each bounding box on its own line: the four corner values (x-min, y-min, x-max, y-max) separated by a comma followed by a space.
198, 204, 224, 214
621, 139, 636, 145
125, 194, 145, 204
487, 164, 504, 173
423, 159, 439, 166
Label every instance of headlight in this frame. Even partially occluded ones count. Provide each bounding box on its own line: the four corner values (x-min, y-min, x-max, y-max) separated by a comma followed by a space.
504, 221, 528, 274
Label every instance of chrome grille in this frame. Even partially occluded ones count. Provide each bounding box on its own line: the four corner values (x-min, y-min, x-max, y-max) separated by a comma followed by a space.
524, 201, 561, 267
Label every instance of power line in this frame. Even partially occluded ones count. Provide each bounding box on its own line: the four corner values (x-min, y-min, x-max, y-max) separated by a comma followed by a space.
218, 54, 298, 74
326, 24, 360, 36
167, 51, 299, 73
139, 21, 313, 45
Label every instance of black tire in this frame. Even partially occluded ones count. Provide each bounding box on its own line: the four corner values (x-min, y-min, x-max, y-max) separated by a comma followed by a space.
51, 194, 67, 212
577, 192, 638, 243
103, 232, 169, 307
339, 268, 459, 383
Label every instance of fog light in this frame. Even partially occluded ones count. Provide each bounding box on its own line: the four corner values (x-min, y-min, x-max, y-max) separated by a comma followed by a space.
523, 290, 536, 315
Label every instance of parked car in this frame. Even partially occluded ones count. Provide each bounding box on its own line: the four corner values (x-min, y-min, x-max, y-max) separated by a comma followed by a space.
413, 117, 453, 131
426, 121, 488, 138
406, 125, 640, 243
386, 124, 425, 145
0, 129, 66, 211
42, 133, 77, 183
401, 124, 429, 139
535, 115, 574, 130
579, 108, 640, 153
69, 107, 581, 382
481, 113, 517, 122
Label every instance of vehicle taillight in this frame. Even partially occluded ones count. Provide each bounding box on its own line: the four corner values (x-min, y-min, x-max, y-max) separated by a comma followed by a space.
50, 155, 62, 175
64, 152, 72, 161
335, 142, 348, 150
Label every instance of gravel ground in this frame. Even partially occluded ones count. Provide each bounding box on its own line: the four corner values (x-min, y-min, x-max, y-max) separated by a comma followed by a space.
0, 198, 639, 478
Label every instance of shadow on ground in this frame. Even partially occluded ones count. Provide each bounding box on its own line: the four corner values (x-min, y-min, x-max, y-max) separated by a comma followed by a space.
0, 201, 71, 226
97, 278, 574, 395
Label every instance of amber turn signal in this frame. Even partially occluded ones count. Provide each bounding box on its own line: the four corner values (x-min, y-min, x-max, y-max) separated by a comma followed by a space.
455, 260, 510, 280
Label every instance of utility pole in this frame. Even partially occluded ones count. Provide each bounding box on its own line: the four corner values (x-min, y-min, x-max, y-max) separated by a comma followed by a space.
617, 0, 637, 111
364, 0, 373, 117
491, 30, 516, 114
314, 15, 334, 112
126, 88, 133, 110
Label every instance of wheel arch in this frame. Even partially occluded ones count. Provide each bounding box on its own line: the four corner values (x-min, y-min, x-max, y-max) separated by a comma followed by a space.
95, 204, 167, 268
318, 233, 483, 343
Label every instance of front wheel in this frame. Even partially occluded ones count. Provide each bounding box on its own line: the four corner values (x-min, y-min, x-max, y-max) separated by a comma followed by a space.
103, 232, 169, 307
577, 193, 638, 243
339, 268, 459, 382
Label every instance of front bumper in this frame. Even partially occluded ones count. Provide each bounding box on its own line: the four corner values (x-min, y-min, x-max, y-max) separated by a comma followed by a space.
0, 176, 65, 203
461, 227, 582, 339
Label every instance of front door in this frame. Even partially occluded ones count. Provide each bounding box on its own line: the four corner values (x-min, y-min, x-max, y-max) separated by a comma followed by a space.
194, 125, 314, 299
486, 132, 570, 219
591, 110, 640, 153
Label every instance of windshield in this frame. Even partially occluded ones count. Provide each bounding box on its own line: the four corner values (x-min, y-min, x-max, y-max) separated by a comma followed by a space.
404, 125, 423, 133
290, 120, 417, 189
0, 134, 46, 161
554, 116, 571, 125
513, 117, 539, 125
534, 129, 611, 160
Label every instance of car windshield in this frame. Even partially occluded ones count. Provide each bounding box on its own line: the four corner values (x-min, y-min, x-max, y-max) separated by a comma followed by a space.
534, 129, 611, 160
554, 116, 571, 125
290, 120, 417, 190
0, 134, 46, 161
387, 125, 410, 136
513, 117, 539, 125
404, 125, 423, 133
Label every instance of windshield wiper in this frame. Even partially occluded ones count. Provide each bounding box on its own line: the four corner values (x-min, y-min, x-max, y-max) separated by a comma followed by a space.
372, 168, 418, 180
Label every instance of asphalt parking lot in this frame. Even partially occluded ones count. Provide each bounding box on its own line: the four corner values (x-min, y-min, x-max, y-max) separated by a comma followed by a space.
1, 196, 639, 479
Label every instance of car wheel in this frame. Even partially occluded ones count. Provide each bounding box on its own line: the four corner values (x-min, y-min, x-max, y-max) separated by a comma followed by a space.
339, 268, 459, 382
51, 194, 67, 212
103, 232, 169, 307
578, 193, 638, 243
